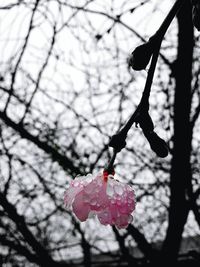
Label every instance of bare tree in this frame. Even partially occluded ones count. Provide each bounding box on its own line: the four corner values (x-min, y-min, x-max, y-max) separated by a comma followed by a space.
0, 0, 200, 266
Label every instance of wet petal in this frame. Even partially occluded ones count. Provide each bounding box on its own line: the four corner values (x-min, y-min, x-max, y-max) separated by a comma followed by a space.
64, 171, 136, 228
72, 191, 90, 221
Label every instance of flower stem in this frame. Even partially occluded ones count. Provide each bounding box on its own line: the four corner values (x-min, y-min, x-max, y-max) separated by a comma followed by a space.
150, 0, 186, 42
106, 0, 185, 168
104, 149, 117, 174
122, 42, 161, 134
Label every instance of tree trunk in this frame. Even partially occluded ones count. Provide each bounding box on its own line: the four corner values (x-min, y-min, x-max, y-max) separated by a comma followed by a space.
161, 0, 193, 263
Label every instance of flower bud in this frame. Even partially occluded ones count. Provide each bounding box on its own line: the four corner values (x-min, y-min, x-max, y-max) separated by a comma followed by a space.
143, 131, 169, 158
135, 111, 154, 132
129, 42, 153, 71
109, 132, 127, 152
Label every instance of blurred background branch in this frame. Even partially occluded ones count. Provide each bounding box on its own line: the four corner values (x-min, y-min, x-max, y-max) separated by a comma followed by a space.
0, 0, 200, 266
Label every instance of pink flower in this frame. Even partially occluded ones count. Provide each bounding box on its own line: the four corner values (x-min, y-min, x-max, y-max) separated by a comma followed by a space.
64, 171, 136, 229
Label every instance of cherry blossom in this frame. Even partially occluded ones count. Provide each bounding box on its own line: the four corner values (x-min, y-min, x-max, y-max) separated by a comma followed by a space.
64, 171, 136, 229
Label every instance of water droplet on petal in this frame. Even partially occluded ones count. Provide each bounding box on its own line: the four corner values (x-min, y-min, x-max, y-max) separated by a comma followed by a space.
98, 210, 111, 225
128, 198, 132, 203
119, 205, 128, 214
114, 184, 123, 195
91, 198, 97, 206
83, 194, 90, 203
126, 185, 132, 192
85, 174, 93, 183
106, 183, 114, 196
95, 187, 100, 193
84, 183, 94, 194
73, 180, 79, 187
111, 199, 116, 204
128, 191, 134, 199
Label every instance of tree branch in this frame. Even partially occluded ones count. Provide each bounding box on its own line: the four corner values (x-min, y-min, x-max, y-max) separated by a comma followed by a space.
0, 111, 82, 175
0, 192, 66, 267
127, 224, 157, 260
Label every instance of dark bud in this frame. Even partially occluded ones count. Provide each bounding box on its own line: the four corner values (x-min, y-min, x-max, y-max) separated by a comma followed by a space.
129, 42, 153, 71
135, 111, 154, 132
192, 1, 200, 31
143, 131, 169, 158
109, 132, 127, 152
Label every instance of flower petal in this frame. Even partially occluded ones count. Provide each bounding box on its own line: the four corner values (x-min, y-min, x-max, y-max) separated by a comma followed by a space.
72, 191, 90, 221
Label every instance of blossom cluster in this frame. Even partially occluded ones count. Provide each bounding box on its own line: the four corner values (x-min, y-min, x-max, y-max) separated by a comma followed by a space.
64, 171, 136, 229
